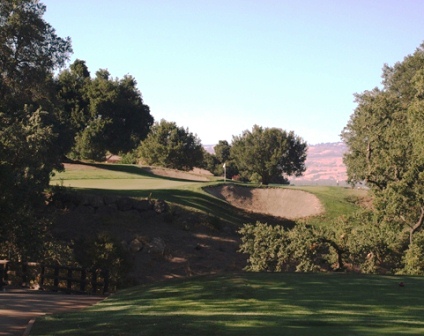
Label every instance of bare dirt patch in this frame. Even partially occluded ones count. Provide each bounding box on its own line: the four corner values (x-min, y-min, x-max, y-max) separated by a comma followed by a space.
142, 166, 213, 181
205, 185, 323, 219
52, 204, 245, 285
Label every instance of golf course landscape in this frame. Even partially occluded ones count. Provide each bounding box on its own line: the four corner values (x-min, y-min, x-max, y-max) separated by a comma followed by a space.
26, 162, 424, 335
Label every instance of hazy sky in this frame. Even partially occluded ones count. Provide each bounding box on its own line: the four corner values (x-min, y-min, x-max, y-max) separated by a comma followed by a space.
43, 0, 424, 145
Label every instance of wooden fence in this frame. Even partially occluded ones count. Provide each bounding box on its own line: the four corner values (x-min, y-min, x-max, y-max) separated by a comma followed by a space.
0, 260, 110, 295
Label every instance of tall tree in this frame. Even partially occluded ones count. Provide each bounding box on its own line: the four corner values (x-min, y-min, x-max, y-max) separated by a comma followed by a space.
0, 0, 72, 260
0, 0, 72, 111
342, 43, 424, 244
55, 59, 91, 154
138, 119, 203, 171
231, 125, 307, 185
68, 68, 154, 160
214, 140, 231, 164
208, 140, 238, 178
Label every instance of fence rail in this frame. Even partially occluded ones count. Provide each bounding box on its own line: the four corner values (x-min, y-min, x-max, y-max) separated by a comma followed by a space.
0, 260, 110, 295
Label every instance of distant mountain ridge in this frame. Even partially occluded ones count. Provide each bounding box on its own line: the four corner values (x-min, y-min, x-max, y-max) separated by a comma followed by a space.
290, 142, 347, 186
203, 142, 348, 186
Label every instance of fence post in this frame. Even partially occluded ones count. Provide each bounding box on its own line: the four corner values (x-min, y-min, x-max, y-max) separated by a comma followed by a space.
40, 264, 45, 289
21, 262, 28, 287
80, 268, 87, 292
102, 269, 109, 294
91, 269, 97, 294
4, 262, 9, 283
67, 268, 73, 293
0, 261, 7, 290
53, 266, 59, 291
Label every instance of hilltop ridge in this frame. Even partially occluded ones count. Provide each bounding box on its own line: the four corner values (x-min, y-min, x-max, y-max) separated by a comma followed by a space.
203, 142, 348, 186
290, 142, 347, 186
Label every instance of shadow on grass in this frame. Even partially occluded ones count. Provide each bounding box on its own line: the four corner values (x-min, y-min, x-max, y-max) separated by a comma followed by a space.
30, 273, 424, 336
73, 187, 295, 228
75, 162, 209, 183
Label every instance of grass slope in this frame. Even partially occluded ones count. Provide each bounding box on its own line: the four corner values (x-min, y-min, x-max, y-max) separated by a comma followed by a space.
51, 163, 366, 227
31, 272, 424, 336
292, 186, 369, 226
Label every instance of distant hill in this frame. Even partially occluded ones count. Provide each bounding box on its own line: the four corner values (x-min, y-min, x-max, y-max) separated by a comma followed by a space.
290, 142, 348, 186
203, 142, 348, 186
203, 144, 215, 154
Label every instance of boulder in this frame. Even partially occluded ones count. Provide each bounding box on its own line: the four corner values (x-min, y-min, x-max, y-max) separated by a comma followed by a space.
153, 200, 168, 214
129, 238, 144, 253
149, 237, 166, 255
133, 199, 151, 211
116, 197, 134, 211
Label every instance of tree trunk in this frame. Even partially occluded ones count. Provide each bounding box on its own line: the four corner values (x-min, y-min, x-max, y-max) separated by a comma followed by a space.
320, 238, 344, 270
409, 207, 424, 245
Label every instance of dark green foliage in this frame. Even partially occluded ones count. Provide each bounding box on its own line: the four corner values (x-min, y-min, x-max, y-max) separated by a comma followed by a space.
54, 59, 91, 153
400, 231, 424, 275
201, 141, 239, 178
0, 0, 72, 112
239, 210, 406, 274
70, 117, 110, 162
214, 140, 231, 163
239, 222, 291, 272
342, 43, 424, 246
138, 119, 203, 171
201, 150, 219, 173
85, 70, 153, 155
119, 150, 139, 164
231, 125, 307, 185
239, 222, 337, 272
73, 233, 132, 288
0, 0, 72, 261
59, 65, 154, 160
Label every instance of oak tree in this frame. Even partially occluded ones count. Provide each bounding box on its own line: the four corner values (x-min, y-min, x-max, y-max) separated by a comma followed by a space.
138, 119, 203, 171
342, 43, 424, 244
0, 0, 71, 260
231, 125, 307, 185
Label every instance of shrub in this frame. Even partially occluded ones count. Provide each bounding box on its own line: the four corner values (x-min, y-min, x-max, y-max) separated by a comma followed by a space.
73, 233, 132, 288
400, 231, 424, 275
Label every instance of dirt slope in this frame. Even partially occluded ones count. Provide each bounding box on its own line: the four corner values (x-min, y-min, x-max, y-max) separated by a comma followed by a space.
142, 166, 213, 181
204, 185, 323, 219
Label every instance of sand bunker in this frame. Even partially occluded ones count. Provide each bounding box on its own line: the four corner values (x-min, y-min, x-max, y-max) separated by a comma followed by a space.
205, 185, 323, 219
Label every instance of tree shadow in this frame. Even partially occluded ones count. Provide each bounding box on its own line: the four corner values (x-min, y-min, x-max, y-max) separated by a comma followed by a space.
70, 187, 295, 228
30, 273, 424, 336
71, 162, 207, 183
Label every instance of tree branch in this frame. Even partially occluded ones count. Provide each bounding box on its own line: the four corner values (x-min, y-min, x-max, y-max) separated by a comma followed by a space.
410, 206, 424, 244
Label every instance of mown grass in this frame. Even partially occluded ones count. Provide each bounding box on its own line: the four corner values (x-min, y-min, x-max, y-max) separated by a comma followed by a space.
292, 186, 369, 226
37, 164, 415, 335
31, 272, 424, 336
50, 163, 368, 228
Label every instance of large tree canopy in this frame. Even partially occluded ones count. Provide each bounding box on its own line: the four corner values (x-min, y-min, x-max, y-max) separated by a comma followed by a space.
201, 140, 239, 178
0, 0, 72, 260
138, 119, 203, 171
57, 64, 154, 160
231, 125, 307, 185
0, 0, 72, 111
341, 43, 424, 244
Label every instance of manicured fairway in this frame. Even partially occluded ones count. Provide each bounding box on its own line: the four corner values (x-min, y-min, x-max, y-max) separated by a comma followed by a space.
54, 178, 202, 190
51, 163, 205, 190
30, 272, 424, 335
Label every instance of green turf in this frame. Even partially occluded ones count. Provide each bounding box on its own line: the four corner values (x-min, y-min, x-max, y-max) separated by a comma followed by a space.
30, 272, 424, 335
291, 186, 369, 226
50, 163, 368, 228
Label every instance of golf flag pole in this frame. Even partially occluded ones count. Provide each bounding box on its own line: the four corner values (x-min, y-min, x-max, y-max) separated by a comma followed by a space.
223, 163, 226, 182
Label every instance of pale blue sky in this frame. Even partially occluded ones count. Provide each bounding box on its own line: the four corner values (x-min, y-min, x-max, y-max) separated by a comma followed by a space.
43, 0, 424, 145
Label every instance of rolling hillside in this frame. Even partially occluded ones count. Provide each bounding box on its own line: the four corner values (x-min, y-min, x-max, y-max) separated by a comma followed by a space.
290, 142, 348, 186
204, 142, 348, 186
